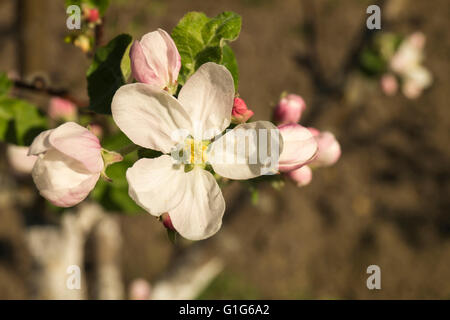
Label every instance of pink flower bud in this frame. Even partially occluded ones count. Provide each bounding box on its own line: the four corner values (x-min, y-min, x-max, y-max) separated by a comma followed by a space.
130, 29, 181, 93
87, 8, 100, 23
129, 278, 152, 300
231, 97, 254, 123
48, 97, 77, 121
273, 94, 306, 124
380, 74, 398, 96
309, 129, 341, 167
278, 123, 318, 172
28, 122, 104, 207
286, 165, 312, 187
7, 145, 37, 175
161, 213, 175, 231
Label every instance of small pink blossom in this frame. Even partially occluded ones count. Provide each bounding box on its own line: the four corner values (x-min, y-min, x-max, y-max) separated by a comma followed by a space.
380, 73, 398, 96
273, 94, 306, 124
87, 8, 100, 23
408, 32, 426, 50
286, 165, 312, 187
231, 97, 254, 124
48, 97, 77, 121
130, 29, 181, 93
129, 278, 152, 300
28, 122, 104, 207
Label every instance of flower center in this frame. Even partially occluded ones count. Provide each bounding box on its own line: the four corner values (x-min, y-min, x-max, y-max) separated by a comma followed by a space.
184, 138, 209, 165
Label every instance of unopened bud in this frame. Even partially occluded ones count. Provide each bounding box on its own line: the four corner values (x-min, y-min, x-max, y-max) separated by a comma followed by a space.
273, 94, 306, 124
231, 97, 254, 124
161, 213, 175, 231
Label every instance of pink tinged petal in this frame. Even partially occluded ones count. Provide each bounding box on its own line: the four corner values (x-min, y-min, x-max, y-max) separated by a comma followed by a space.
28, 129, 53, 155
130, 40, 163, 87
48, 122, 103, 173
178, 63, 235, 140
126, 155, 187, 216
111, 83, 192, 153
278, 123, 318, 172
209, 121, 283, 180
138, 29, 180, 88
380, 73, 398, 96
169, 168, 225, 241
31, 149, 99, 207
7, 145, 37, 174
286, 165, 313, 187
157, 28, 181, 85
408, 32, 426, 50
312, 131, 341, 167
273, 94, 306, 124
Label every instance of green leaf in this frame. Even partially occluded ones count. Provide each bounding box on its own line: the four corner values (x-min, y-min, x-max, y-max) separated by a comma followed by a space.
0, 72, 13, 96
120, 42, 132, 82
87, 34, 132, 114
201, 11, 242, 47
171, 11, 241, 86
0, 97, 47, 146
221, 44, 239, 89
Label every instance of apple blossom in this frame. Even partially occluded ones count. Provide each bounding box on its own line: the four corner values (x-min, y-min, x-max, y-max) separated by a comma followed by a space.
112, 62, 282, 240
129, 29, 181, 94
48, 97, 77, 121
28, 122, 106, 207
277, 123, 317, 172
231, 97, 254, 124
388, 32, 432, 99
273, 94, 306, 124
402, 65, 432, 99
286, 165, 313, 187
7, 145, 37, 175
380, 73, 398, 96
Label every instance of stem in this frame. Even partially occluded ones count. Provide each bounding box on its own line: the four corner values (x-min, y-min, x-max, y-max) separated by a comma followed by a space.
117, 144, 139, 156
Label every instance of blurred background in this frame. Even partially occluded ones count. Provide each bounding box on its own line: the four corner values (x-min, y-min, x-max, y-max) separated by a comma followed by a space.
0, 0, 449, 299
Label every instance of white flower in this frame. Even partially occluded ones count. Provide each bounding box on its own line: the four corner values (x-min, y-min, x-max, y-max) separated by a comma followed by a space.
28, 122, 104, 207
112, 63, 282, 240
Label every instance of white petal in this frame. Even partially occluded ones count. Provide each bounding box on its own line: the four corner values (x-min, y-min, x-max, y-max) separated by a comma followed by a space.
178, 63, 235, 139
112, 83, 192, 153
126, 155, 187, 216
209, 121, 283, 180
278, 124, 318, 172
170, 168, 225, 240
32, 149, 99, 207
48, 122, 103, 173
28, 129, 53, 155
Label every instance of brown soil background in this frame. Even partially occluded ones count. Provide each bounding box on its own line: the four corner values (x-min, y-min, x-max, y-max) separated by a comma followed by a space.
0, 0, 449, 299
